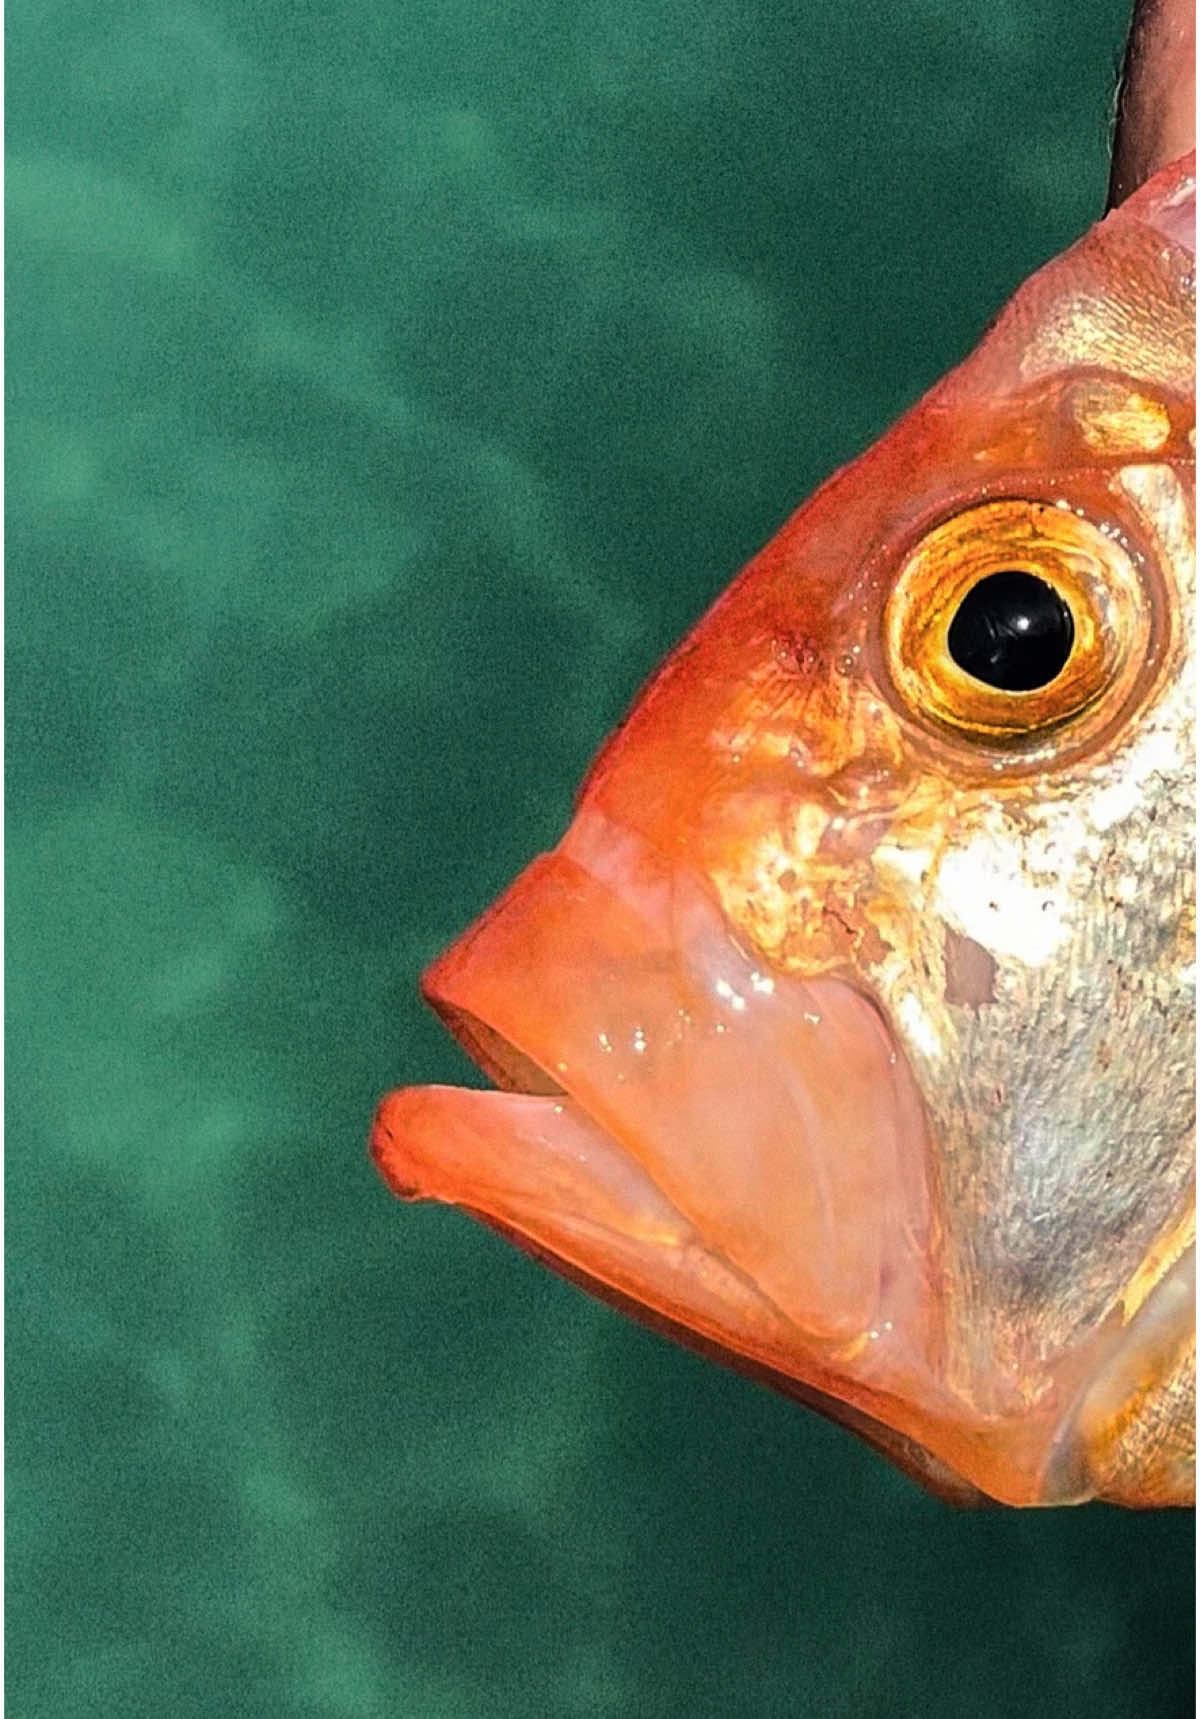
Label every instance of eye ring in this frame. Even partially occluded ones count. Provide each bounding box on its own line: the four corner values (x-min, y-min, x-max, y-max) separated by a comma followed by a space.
883, 499, 1150, 747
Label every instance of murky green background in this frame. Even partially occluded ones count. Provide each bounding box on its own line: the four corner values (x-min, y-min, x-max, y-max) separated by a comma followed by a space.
8, 0, 1195, 1713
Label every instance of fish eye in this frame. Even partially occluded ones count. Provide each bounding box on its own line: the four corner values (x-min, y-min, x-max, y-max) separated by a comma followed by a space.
883, 499, 1150, 747
946, 570, 1074, 691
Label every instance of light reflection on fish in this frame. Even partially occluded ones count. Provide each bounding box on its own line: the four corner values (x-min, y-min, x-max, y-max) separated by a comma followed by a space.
372, 153, 1196, 1507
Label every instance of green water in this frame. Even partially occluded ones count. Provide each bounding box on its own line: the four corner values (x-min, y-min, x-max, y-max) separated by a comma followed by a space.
8, 0, 1195, 1713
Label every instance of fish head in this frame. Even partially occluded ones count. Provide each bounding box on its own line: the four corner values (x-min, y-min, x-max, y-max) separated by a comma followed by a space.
373, 155, 1196, 1507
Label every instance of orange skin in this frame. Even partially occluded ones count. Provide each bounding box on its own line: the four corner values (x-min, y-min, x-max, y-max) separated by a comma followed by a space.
372, 148, 1195, 1506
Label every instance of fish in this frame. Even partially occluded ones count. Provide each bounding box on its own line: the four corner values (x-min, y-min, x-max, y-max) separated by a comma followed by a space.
371, 150, 1196, 1508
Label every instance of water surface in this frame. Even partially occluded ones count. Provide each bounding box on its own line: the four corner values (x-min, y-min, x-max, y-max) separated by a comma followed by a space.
8, 0, 1194, 1713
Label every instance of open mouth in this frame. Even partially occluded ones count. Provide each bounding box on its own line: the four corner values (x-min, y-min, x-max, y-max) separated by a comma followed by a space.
369, 813, 954, 1450
370, 807, 1193, 1505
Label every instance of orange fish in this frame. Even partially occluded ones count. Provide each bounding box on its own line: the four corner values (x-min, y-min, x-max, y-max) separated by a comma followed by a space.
372, 152, 1196, 1508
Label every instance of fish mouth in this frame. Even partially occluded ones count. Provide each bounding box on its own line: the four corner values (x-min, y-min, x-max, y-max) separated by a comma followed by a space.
372, 809, 977, 1475
370, 807, 1186, 1505
372, 805, 936, 1354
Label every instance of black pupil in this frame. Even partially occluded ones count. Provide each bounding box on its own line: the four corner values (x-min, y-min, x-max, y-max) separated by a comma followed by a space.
946, 570, 1075, 692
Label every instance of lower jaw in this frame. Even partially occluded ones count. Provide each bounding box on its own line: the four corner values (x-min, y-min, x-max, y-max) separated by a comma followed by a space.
373, 1073, 1158, 1505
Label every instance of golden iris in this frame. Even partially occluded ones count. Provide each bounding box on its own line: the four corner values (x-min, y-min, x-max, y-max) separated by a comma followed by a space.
884, 499, 1149, 745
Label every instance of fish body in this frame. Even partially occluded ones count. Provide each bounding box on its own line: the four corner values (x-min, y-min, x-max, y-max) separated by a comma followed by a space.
373, 154, 1196, 1507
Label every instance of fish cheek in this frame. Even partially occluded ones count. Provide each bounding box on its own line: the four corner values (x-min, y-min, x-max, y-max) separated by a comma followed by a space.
879, 777, 1194, 1417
